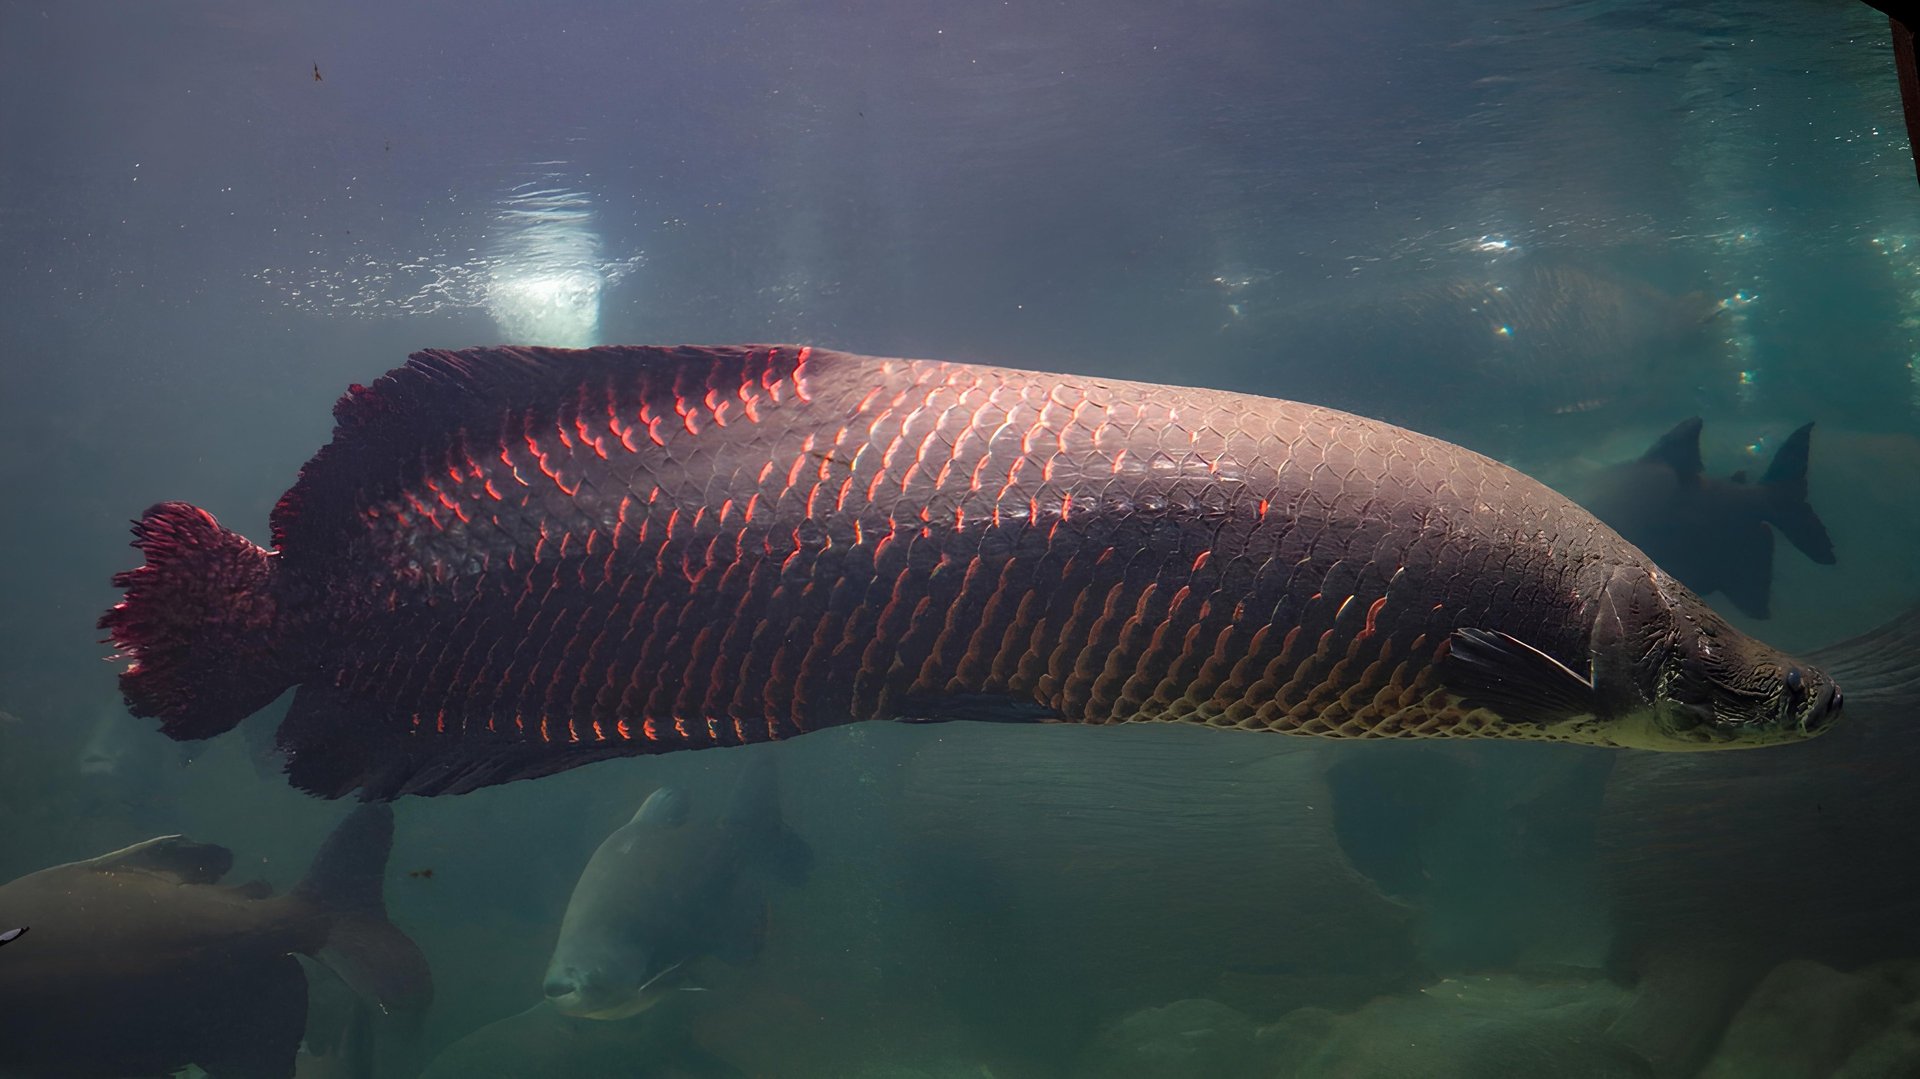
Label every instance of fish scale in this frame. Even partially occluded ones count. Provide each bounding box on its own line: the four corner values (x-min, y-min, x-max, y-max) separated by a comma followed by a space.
375, 351, 1483, 738
100, 345, 1840, 799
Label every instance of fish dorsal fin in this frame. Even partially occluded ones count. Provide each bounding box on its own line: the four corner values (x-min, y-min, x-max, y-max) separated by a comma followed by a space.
1640, 418, 1705, 478
633, 787, 691, 828
78, 835, 233, 885
270, 345, 822, 557
1761, 422, 1814, 491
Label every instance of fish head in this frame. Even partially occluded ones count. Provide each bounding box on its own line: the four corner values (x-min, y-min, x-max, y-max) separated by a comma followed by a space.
542, 929, 689, 1020
1596, 568, 1842, 748
543, 787, 704, 1021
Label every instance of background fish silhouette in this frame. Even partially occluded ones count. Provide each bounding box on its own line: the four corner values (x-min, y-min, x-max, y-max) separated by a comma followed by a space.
1577, 418, 1836, 619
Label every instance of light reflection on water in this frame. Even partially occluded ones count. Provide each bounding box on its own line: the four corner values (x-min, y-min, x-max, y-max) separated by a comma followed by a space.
252, 170, 642, 346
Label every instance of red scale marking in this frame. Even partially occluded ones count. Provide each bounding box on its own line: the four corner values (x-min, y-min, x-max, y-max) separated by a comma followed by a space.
616, 719, 632, 740
792, 346, 813, 402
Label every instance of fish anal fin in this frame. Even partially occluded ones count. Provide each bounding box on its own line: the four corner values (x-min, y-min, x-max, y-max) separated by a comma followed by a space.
278, 683, 632, 800
1443, 628, 1599, 724
80, 834, 233, 885
1641, 418, 1705, 478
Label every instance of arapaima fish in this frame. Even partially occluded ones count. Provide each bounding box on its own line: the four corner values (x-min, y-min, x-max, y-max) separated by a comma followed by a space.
101, 346, 1843, 799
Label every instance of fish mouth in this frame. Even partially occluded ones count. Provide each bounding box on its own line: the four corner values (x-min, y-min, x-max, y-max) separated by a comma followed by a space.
547, 961, 687, 1020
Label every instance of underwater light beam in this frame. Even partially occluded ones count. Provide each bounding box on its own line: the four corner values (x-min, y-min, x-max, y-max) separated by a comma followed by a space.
486, 182, 607, 348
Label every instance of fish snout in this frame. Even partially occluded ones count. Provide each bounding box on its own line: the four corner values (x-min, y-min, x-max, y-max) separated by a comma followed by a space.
1801, 680, 1842, 736
543, 964, 599, 1002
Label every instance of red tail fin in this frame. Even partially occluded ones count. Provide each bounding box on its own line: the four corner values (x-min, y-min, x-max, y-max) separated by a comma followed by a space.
98, 502, 291, 739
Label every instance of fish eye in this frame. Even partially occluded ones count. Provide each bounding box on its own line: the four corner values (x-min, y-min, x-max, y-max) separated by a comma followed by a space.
1784, 668, 1804, 696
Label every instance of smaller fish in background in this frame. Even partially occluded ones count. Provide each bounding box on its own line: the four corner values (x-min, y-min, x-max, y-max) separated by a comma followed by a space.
0, 927, 24, 948
543, 752, 812, 1021
1578, 418, 1835, 619
0, 803, 431, 1078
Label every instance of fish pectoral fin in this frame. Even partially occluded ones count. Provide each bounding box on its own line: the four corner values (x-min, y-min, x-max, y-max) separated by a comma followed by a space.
1444, 628, 1600, 725
888, 691, 1062, 725
78, 834, 233, 885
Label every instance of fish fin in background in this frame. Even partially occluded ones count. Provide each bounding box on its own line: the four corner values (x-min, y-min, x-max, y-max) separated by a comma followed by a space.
289, 803, 433, 1018
278, 683, 629, 800
1640, 417, 1706, 478
634, 786, 692, 828
889, 690, 1063, 725
97, 502, 293, 740
76, 833, 233, 884
1758, 422, 1837, 565
1717, 523, 1776, 621
721, 754, 814, 887
228, 879, 275, 900
1444, 628, 1599, 723
1804, 601, 1920, 708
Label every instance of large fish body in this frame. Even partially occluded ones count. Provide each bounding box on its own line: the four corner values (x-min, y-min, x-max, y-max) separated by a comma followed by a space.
544, 752, 811, 1020
101, 346, 1839, 799
0, 805, 430, 1078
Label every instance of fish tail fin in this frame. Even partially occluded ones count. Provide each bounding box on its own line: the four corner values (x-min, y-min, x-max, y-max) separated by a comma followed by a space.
1758, 423, 1836, 565
97, 502, 292, 740
726, 752, 814, 886
292, 803, 434, 1018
